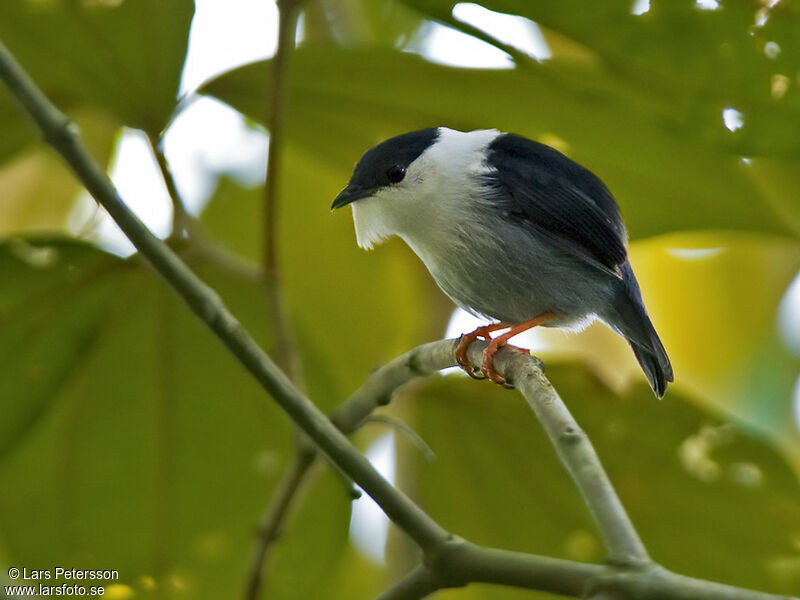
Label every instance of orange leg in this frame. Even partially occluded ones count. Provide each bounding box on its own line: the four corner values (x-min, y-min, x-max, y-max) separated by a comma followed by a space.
481, 313, 557, 386
455, 322, 509, 378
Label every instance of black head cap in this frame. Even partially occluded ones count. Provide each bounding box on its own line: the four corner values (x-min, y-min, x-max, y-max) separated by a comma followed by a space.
332, 128, 439, 209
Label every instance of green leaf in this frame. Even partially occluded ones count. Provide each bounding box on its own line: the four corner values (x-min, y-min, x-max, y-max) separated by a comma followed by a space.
0, 108, 120, 238
200, 47, 798, 240
0, 0, 192, 236
0, 238, 352, 598
403, 0, 800, 158
301, 0, 423, 47
402, 371, 800, 598
0, 0, 193, 138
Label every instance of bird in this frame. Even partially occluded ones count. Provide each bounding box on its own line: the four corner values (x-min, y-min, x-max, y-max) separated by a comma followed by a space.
331, 127, 673, 398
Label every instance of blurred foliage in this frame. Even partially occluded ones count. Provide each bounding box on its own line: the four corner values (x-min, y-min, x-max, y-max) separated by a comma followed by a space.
403, 372, 800, 597
0, 239, 359, 598
201, 46, 799, 240
0, 0, 192, 236
1, 0, 800, 599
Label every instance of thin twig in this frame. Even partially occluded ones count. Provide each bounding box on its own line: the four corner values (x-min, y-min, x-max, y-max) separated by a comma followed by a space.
246, 1, 308, 596
444, 12, 538, 67
151, 52, 309, 599
261, 0, 304, 385
374, 565, 441, 600
147, 133, 191, 237
244, 446, 317, 600
1, 41, 794, 600
364, 415, 436, 463
147, 133, 262, 284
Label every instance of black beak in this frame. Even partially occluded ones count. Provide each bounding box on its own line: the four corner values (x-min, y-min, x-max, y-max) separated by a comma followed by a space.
331, 185, 373, 209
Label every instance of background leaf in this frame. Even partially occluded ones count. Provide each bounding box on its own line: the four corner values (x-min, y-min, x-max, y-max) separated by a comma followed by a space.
0, 239, 353, 598
0, 0, 193, 238
400, 371, 800, 597
200, 47, 799, 241
403, 0, 800, 158
0, 0, 193, 139
0, 108, 120, 237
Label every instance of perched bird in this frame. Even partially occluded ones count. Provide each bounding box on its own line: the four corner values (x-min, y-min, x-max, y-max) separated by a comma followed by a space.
332, 127, 673, 397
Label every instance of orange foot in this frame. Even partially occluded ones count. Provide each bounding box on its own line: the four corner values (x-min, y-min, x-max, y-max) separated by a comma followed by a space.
455, 322, 508, 379
467, 313, 556, 387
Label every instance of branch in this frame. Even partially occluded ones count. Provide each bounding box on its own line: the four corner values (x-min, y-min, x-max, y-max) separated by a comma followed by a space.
492, 348, 649, 565
147, 133, 191, 237
244, 445, 317, 600
342, 339, 647, 564
1, 40, 794, 600
434, 540, 794, 600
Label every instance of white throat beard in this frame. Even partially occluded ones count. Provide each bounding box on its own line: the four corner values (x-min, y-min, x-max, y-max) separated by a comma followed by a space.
351, 199, 393, 250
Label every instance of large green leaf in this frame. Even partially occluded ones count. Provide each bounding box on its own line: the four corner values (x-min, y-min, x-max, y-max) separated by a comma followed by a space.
200, 47, 797, 240
400, 371, 800, 598
0, 238, 354, 598
403, 0, 800, 158
0, 0, 192, 236
301, 0, 423, 47
0, 0, 193, 138
0, 108, 120, 238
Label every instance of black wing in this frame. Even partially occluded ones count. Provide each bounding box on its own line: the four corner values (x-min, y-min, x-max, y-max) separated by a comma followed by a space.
484, 134, 627, 277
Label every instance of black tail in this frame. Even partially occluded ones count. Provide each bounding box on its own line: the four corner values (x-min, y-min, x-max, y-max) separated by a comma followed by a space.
609, 263, 673, 398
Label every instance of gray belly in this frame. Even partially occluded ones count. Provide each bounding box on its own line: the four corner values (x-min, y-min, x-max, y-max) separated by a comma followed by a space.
405, 218, 615, 327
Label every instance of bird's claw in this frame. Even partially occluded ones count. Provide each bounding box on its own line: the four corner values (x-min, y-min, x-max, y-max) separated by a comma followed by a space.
455, 333, 485, 379
480, 349, 514, 389
456, 326, 521, 389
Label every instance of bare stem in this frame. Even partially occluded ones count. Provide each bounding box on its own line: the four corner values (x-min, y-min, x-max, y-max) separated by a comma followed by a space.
244, 446, 317, 600
147, 133, 190, 237
484, 346, 650, 565
245, 1, 307, 596
262, 0, 304, 384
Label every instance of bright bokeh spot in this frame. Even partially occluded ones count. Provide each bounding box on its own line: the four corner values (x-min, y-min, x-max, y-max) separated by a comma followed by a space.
162, 97, 268, 212
349, 432, 395, 563
723, 107, 745, 132
696, 0, 721, 10
180, 0, 277, 94
666, 247, 724, 260
631, 0, 651, 16
103, 584, 135, 599
780, 272, 800, 355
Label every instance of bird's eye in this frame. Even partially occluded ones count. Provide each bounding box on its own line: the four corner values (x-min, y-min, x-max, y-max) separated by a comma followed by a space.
386, 165, 406, 183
